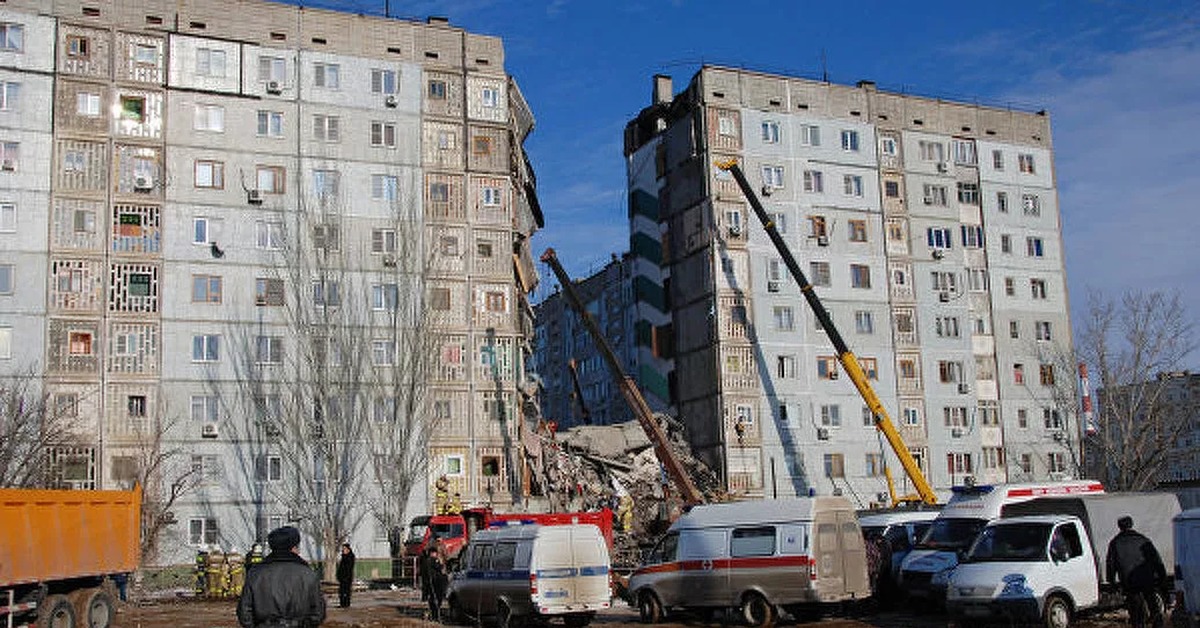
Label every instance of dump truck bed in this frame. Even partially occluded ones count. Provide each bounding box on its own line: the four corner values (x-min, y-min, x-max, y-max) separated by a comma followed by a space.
0, 488, 140, 586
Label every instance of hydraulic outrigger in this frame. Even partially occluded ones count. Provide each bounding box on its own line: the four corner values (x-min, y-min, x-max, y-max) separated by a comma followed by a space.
541, 248, 706, 506
716, 159, 938, 506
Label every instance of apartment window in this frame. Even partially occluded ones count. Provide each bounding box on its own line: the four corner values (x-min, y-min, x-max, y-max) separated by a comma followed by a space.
810, 261, 831, 287
0, 142, 17, 170
255, 221, 282, 250
820, 404, 841, 427
67, 35, 90, 58
484, 291, 507, 312
803, 170, 824, 193
770, 212, 787, 233
927, 227, 952, 249
191, 275, 222, 303
922, 184, 948, 206
63, 150, 86, 173
1018, 153, 1036, 174
257, 111, 283, 137
313, 114, 340, 142
428, 80, 447, 99
196, 48, 226, 77
1013, 363, 1025, 385
435, 131, 454, 148
953, 139, 977, 165
372, 283, 399, 311
312, 280, 341, 307
761, 121, 780, 144
439, 235, 459, 256
1000, 234, 1012, 254
481, 86, 499, 108
372, 340, 396, 366
957, 182, 980, 205
1022, 194, 1041, 216
192, 217, 214, 244
133, 44, 157, 66
1035, 321, 1052, 341
776, 354, 797, 379
1044, 408, 1063, 430
935, 316, 961, 338
850, 264, 871, 289
854, 310, 874, 334
947, 453, 973, 475
255, 278, 284, 306
194, 160, 224, 189
961, 225, 984, 249
1017, 409, 1029, 430
843, 174, 863, 197
862, 407, 876, 427
902, 406, 921, 426
899, 358, 917, 379
0, 203, 13, 232
370, 121, 397, 147
258, 56, 286, 83
1031, 278, 1048, 299
944, 406, 969, 428
761, 165, 784, 188
0, 327, 8, 359
313, 223, 339, 250
190, 395, 220, 422
823, 453, 845, 478
1048, 452, 1067, 474
256, 336, 283, 364
1039, 364, 1056, 386
0, 23, 24, 52
372, 229, 397, 253
810, 216, 828, 238
0, 264, 11, 294
430, 287, 451, 311
255, 455, 283, 482
371, 174, 398, 201
817, 356, 838, 380
1027, 237, 1045, 257
800, 124, 820, 146
773, 306, 794, 331
192, 334, 220, 362
313, 62, 340, 88
256, 166, 285, 194
473, 136, 494, 156
76, 92, 101, 117
194, 104, 225, 132
931, 271, 958, 293
1010, 320, 1021, 339
717, 114, 736, 137
189, 517, 219, 545
938, 360, 963, 383
992, 150, 1004, 170
848, 220, 867, 242
68, 331, 93, 355
880, 137, 897, 156
860, 357, 878, 380
312, 169, 339, 199
371, 69, 397, 94
884, 180, 900, 198
0, 80, 16, 112
117, 95, 145, 122
979, 401, 1000, 426
840, 129, 859, 152
997, 191, 1009, 213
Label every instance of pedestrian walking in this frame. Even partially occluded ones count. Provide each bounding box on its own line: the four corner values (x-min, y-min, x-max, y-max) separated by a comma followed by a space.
336, 543, 356, 609
237, 526, 326, 628
421, 547, 448, 621
1106, 515, 1168, 628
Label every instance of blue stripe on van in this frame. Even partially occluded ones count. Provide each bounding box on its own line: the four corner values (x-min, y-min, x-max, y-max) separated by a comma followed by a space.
578, 566, 609, 577
535, 566, 608, 579
464, 569, 531, 580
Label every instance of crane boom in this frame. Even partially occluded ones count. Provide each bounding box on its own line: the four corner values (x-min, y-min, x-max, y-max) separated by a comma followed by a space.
716, 159, 938, 506
541, 248, 705, 506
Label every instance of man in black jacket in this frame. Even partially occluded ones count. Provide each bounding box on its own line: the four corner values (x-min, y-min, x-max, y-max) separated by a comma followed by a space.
336, 543, 355, 608
1106, 516, 1167, 628
237, 526, 327, 628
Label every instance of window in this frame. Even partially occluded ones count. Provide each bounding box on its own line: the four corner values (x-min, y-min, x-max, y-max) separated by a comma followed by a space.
717, 114, 736, 137
191, 275, 222, 303
938, 360, 963, 383
880, 136, 897, 156
997, 191, 1009, 213
1035, 321, 1052, 341
982, 448, 1005, 470
848, 220, 867, 242
992, 150, 1004, 170
76, 92, 101, 117
1018, 409, 1029, 430
256, 111, 283, 137
824, 453, 845, 478
1044, 408, 1063, 430
884, 180, 900, 198
313, 280, 340, 307
0, 81, 16, 113
803, 170, 824, 193
1000, 234, 1012, 254
947, 453, 973, 475
313, 62, 340, 88
256, 336, 283, 364
953, 139, 977, 165
843, 174, 863, 197
258, 56, 286, 83
919, 140, 944, 162
372, 229, 397, 253
0, 327, 9, 359
1039, 364, 1056, 386
428, 80, 447, 99
0, 141, 17, 170
371, 69, 397, 94
854, 310, 874, 334
902, 406, 921, 426
931, 271, 958, 293
444, 455, 464, 477
119, 96, 145, 122
372, 340, 396, 366
860, 357, 878, 380
770, 213, 787, 233
189, 517, 219, 546
0, 203, 13, 232
66, 331, 93, 356
255, 455, 283, 482
63, 150, 86, 173
810, 261, 831, 287
255, 221, 282, 249
0, 264, 11, 294
1013, 363, 1025, 385
961, 225, 984, 249
1010, 320, 1021, 339
761, 165, 784, 188
967, 268, 989, 292
372, 283, 398, 311
193, 104, 225, 132
473, 136, 493, 156
370, 121, 397, 147
436, 131, 452, 149
817, 356, 838, 380
431, 287, 451, 311
773, 306, 794, 331
731, 527, 776, 557
1031, 278, 1048, 299
922, 184, 948, 206
899, 358, 917, 380
0, 23, 24, 52
133, 44, 157, 66
811, 216, 829, 238
1022, 194, 1041, 216
935, 316, 961, 338
800, 124, 820, 146
817, 404, 841, 427
313, 114, 340, 142
1048, 452, 1067, 474
481, 86, 499, 108
1027, 237, 1044, 257
67, 35, 90, 58
776, 354, 797, 379
194, 160, 224, 189
312, 169, 339, 199
371, 174, 399, 201
255, 278, 284, 306
944, 406, 969, 427
761, 121, 780, 143
850, 264, 871, 289
840, 129, 859, 151
192, 334, 219, 362
927, 227, 952, 249
190, 394, 220, 422
196, 48, 226, 77
957, 182, 980, 205
1018, 153, 1036, 174
256, 166, 285, 194
484, 291, 507, 312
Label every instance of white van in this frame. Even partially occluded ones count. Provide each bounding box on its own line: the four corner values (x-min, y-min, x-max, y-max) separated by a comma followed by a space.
445, 524, 611, 628
628, 497, 870, 627
899, 480, 1104, 601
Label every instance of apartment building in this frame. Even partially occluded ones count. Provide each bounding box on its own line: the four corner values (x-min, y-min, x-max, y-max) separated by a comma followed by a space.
0, 0, 541, 563
622, 67, 1075, 505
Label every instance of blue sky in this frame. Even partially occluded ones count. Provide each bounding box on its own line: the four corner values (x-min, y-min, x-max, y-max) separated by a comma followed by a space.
295, 0, 1198, 362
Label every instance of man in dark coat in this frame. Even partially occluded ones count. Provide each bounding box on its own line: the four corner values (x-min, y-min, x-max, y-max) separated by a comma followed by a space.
420, 546, 448, 621
1106, 515, 1167, 628
336, 543, 356, 608
237, 526, 326, 628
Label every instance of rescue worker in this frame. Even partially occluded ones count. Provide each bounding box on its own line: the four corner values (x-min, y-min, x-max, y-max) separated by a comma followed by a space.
1106, 515, 1168, 628
336, 543, 356, 609
237, 526, 326, 628
246, 543, 265, 572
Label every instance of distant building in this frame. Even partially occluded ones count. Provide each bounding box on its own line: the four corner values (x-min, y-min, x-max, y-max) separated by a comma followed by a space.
622, 67, 1076, 505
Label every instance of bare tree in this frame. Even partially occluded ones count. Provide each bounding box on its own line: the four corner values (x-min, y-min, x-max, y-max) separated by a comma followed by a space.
0, 365, 79, 488
1079, 290, 1196, 490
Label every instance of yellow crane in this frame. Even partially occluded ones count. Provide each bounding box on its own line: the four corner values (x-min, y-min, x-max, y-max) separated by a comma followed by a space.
716, 159, 938, 506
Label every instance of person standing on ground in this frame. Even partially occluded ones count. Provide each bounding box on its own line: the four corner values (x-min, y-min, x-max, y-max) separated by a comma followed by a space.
421, 546, 448, 621
1106, 515, 1167, 628
237, 526, 326, 628
336, 543, 356, 609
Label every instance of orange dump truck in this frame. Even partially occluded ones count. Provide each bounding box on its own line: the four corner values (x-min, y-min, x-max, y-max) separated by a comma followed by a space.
1, 487, 140, 628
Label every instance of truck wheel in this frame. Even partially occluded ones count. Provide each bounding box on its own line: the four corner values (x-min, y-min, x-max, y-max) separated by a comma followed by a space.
497, 600, 524, 628
37, 594, 76, 628
70, 587, 114, 628
741, 592, 776, 627
1042, 594, 1071, 628
445, 594, 466, 625
637, 591, 664, 624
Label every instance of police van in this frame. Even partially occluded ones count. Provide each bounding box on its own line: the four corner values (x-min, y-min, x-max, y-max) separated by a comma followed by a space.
898, 480, 1104, 602
445, 523, 610, 628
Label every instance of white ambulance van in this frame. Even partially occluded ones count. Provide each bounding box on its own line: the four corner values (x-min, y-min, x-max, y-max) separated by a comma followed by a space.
898, 480, 1104, 602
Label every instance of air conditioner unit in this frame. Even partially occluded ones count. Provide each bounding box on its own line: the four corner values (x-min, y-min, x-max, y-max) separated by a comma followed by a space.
1, 159, 13, 171
816, 235, 829, 247
936, 162, 948, 173
958, 383, 970, 394
951, 427, 963, 438
201, 423, 219, 438
134, 175, 152, 191
727, 225, 741, 237
828, 370, 839, 380
767, 281, 780, 293
761, 185, 773, 197
385, 94, 398, 108
266, 80, 282, 95
931, 249, 945, 260
382, 254, 397, 267
817, 427, 830, 441
247, 189, 264, 205
938, 291, 951, 303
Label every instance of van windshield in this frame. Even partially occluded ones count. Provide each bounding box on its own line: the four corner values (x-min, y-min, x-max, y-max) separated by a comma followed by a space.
431, 523, 465, 539
965, 523, 1051, 562
406, 524, 429, 543
915, 517, 987, 550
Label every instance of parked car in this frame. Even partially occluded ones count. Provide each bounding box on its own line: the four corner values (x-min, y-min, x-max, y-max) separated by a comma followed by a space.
628, 497, 870, 627
946, 492, 1179, 628
445, 523, 611, 628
